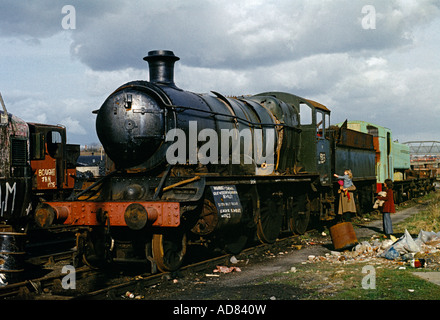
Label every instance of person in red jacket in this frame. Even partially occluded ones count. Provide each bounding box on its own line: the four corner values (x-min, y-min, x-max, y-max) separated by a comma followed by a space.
377, 179, 396, 237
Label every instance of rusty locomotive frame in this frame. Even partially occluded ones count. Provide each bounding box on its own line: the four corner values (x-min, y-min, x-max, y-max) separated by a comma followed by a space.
0, 51, 435, 276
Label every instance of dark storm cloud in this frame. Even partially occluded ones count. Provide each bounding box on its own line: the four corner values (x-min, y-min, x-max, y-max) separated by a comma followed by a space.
0, 0, 59, 39
67, 0, 440, 72
1, 0, 439, 72
0, 1, 122, 40
1, 0, 439, 144
69, 0, 240, 70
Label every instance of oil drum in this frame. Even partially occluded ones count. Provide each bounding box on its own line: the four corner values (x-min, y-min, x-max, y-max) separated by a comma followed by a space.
0, 232, 26, 285
329, 222, 358, 251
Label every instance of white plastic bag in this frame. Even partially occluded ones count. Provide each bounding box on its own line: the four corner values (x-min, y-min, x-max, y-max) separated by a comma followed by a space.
391, 229, 421, 254
415, 230, 440, 246
381, 229, 421, 259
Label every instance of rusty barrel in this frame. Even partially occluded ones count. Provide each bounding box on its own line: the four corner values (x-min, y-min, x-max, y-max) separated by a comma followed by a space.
329, 222, 358, 251
0, 232, 26, 285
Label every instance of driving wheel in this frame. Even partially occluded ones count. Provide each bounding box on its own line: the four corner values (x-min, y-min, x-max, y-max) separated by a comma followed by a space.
257, 197, 283, 244
152, 231, 187, 272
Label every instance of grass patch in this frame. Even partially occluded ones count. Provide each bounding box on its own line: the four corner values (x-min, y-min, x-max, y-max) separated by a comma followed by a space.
394, 192, 440, 234
262, 261, 440, 300
336, 266, 440, 300
255, 191, 440, 300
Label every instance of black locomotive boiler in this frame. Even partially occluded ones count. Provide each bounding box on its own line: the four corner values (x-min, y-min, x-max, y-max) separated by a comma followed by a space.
36, 50, 378, 272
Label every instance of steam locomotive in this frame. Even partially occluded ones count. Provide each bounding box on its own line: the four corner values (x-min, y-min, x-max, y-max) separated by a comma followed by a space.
33, 50, 434, 272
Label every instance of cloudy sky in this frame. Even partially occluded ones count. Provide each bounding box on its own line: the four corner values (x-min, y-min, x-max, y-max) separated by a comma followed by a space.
0, 0, 439, 146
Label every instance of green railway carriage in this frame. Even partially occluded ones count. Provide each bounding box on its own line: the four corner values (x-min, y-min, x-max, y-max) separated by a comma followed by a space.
336, 120, 434, 201
392, 141, 411, 181
336, 121, 396, 186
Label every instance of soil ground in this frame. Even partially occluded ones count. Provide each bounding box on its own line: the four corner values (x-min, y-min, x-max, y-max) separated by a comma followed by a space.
121, 197, 439, 304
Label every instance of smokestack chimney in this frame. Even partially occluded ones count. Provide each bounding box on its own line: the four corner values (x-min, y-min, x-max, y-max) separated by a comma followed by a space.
143, 50, 180, 87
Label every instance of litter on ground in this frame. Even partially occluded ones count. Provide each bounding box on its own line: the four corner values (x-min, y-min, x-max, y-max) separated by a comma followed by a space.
306, 229, 440, 269
213, 266, 242, 273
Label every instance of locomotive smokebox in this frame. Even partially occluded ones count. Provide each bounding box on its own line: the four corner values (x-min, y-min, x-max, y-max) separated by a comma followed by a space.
143, 50, 180, 87
96, 51, 182, 169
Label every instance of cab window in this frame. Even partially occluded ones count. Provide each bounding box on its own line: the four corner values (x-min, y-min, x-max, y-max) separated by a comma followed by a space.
299, 103, 313, 125
47, 131, 63, 158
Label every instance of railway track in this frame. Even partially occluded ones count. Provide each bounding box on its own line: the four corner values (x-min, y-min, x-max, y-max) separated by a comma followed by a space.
74, 233, 309, 300
0, 231, 306, 300
0, 195, 431, 300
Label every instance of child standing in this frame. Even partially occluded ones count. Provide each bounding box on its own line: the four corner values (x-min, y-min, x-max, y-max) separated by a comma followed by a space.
377, 179, 395, 237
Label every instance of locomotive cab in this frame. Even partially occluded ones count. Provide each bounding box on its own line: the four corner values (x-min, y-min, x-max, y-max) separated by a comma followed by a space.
305, 99, 332, 187
255, 92, 332, 186
28, 123, 79, 198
